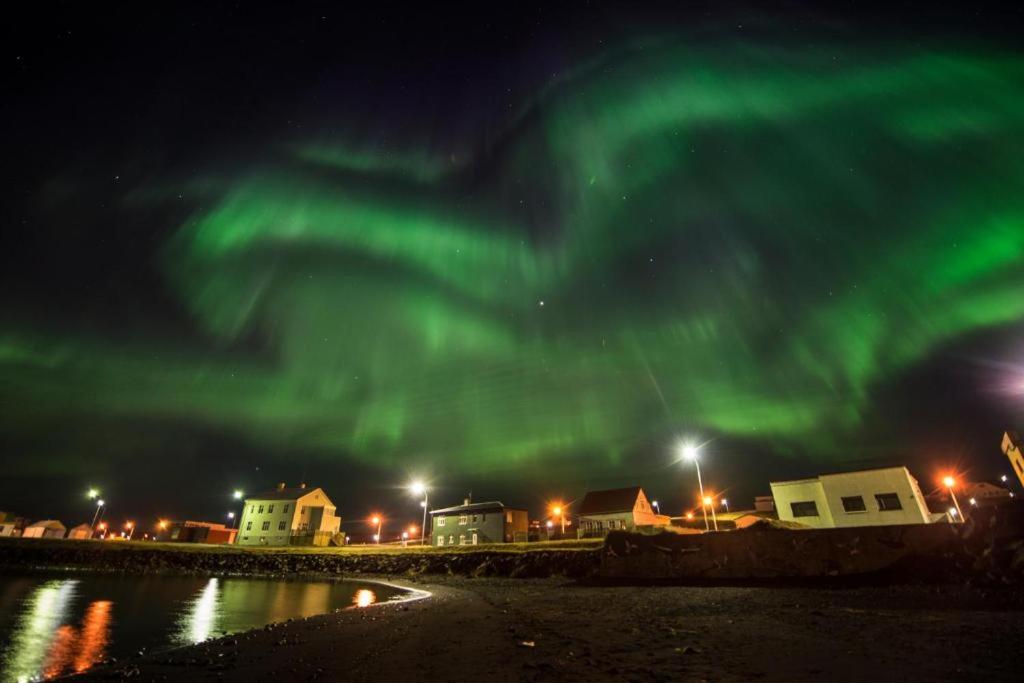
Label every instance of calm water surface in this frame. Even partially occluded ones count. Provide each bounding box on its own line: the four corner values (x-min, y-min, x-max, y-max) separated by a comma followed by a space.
0, 572, 408, 682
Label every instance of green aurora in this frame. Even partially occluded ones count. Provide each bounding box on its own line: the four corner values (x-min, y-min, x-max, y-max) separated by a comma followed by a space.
3, 40, 1024, 479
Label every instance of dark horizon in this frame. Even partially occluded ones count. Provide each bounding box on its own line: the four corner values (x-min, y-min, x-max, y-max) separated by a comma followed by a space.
3, 2, 1024, 527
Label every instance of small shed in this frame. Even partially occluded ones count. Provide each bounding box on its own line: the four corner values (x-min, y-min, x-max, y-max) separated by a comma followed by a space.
67, 523, 94, 540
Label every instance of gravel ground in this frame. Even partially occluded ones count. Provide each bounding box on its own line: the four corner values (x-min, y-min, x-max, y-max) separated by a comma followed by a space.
75, 577, 1024, 682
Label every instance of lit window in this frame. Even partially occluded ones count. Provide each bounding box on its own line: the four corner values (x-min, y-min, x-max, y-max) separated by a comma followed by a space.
875, 493, 902, 511
437, 517, 446, 527
790, 501, 819, 517
841, 496, 866, 512
459, 514, 468, 525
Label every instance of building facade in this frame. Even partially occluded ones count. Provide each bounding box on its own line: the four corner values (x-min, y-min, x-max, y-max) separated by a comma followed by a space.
1003, 431, 1024, 489
157, 520, 238, 544
22, 520, 66, 538
236, 483, 342, 546
67, 524, 93, 539
429, 499, 528, 546
771, 466, 943, 529
577, 486, 670, 537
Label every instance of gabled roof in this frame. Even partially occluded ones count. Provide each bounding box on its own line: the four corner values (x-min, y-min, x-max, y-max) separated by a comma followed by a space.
246, 486, 328, 502
578, 487, 644, 516
429, 501, 518, 515
27, 520, 65, 529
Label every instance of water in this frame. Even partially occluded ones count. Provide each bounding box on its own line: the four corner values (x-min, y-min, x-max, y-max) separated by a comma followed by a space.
0, 572, 410, 682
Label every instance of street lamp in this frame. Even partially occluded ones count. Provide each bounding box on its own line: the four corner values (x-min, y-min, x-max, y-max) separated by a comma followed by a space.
227, 511, 236, 528
943, 476, 964, 523
721, 498, 729, 513
409, 481, 428, 545
703, 496, 719, 531
91, 498, 106, 535
681, 443, 709, 531
371, 515, 382, 544
551, 505, 565, 535
125, 521, 135, 541
651, 500, 660, 515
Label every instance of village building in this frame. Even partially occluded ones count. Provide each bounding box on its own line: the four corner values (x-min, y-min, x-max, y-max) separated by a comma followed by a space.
66, 523, 94, 540
1003, 431, 1024, 488
156, 520, 238, 544
429, 498, 528, 546
236, 483, 342, 546
22, 520, 67, 538
927, 481, 1014, 512
576, 486, 670, 537
0, 511, 23, 537
771, 466, 945, 529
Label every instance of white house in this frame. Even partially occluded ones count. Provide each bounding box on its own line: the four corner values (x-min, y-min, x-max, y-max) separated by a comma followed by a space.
22, 520, 67, 538
771, 466, 945, 529
236, 483, 341, 546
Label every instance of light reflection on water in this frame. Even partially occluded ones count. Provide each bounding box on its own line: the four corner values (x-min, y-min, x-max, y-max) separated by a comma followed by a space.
0, 574, 407, 682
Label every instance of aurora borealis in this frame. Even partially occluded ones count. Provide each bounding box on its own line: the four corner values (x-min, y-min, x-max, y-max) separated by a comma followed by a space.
3, 4, 1024, 520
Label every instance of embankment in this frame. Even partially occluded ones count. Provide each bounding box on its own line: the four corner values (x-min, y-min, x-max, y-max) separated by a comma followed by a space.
0, 538, 601, 578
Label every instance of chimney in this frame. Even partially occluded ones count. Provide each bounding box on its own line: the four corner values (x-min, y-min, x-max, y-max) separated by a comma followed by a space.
277, 482, 286, 491
299, 482, 307, 489
463, 493, 472, 506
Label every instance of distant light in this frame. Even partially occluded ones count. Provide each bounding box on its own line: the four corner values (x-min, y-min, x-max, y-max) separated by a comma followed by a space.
125, 521, 133, 529
651, 500, 658, 507
702, 496, 712, 506
969, 498, 978, 506
721, 498, 728, 506
552, 505, 562, 516
409, 481, 426, 496
96, 499, 105, 507
1001, 475, 1008, 483
233, 490, 244, 500
419, 500, 427, 508
685, 512, 694, 520
372, 533, 379, 542
227, 512, 235, 519
948, 507, 958, 518
408, 526, 417, 535
943, 476, 955, 488
158, 520, 168, 530
545, 520, 553, 528
402, 532, 409, 539
371, 515, 381, 525
87, 488, 99, 499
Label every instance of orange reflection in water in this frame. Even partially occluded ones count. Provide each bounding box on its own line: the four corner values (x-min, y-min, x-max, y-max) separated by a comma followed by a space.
39, 600, 112, 679
353, 589, 376, 608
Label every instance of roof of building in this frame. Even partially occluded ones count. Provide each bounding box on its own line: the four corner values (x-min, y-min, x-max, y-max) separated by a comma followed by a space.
27, 520, 65, 529
771, 465, 912, 487
429, 501, 520, 515
578, 486, 643, 516
246, 485, 326, 502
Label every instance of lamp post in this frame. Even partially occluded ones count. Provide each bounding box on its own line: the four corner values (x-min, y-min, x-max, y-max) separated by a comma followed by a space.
943, 476, 964, 523
410, 481, 428, 545
125, 521, 135, 541
371, 515, 382, 544
91, 498, 105, 536
721, 498, 729, 513
682, 443, 709, 531
552, 505, 565, 535
651, 500, 660, 515
231, 490, 244, 528
703, 496, 719, 531
227, 511, 236, 528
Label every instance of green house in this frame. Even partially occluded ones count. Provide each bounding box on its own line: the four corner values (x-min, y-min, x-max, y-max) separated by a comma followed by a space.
429, 498, 528, 546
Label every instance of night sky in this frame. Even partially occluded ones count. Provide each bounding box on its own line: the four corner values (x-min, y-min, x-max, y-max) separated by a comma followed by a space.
3, 2, 1023, 531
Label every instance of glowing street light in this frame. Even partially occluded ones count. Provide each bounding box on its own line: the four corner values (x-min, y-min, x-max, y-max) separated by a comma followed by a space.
233, 490, 244, 500
227, 511, 236, 528
651, 500, 660, 515
685, 511, 695, 521
943, 476, 964, 523
370, 515, 382, 544
409, 481, 428, 545
125, 521, 135, 541
702, 496, 719, 531
721, 498, 730, 513
681, 442, 709, 531
551, 504, 566, 535
90, 497, 106, 535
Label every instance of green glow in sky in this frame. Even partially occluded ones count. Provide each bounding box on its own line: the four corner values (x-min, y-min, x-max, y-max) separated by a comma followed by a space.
4, 40, 1024, 476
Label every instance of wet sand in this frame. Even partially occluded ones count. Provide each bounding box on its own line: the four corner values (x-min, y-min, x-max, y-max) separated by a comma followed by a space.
75, 576, 1024, 682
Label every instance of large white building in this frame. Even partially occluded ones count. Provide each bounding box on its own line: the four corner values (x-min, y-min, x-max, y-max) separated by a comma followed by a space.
236, 483, 342, 546
771, 466, 946, 529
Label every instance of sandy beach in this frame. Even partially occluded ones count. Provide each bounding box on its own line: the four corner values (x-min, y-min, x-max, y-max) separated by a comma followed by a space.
72, 575, 1024, 682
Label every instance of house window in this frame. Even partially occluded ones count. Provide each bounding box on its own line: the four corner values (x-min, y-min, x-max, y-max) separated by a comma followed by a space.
437, 517, 446, 527
283, 504, 289, 513
875, 493, 902, 511
242, 536, 249, 541
268, 504, 275, 513
447, 534, 454, 544
459, 534, 466, 545
249, 505, 254, 514
459, 514, 468, 525
258, 505, 264, 514
506, 512, 512, 523
841, 496, 866, 512
790, 501, 819, 517
245, 521, 252, 531
437, 536, 444, 546
261, 521, 270, 531
278, 521, 286, 531
471, 514, 478, 523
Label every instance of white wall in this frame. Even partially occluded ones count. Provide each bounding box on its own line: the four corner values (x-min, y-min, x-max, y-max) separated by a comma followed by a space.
773, 467, 933, 528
